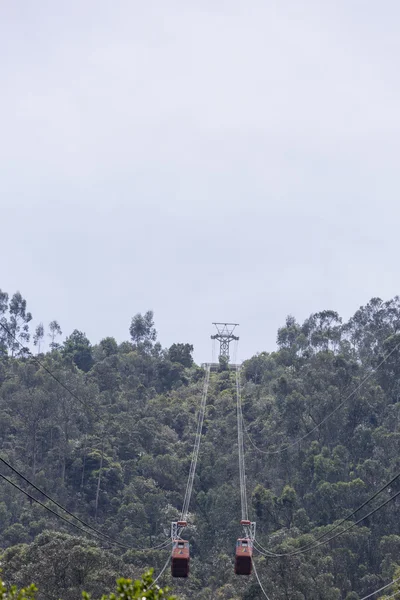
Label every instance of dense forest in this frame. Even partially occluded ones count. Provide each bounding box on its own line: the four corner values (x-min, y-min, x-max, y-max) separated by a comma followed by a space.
1, 289, 400, 600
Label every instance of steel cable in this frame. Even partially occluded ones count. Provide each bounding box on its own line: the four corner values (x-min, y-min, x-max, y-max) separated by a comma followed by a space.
359, 576, 400, 600
249, 459, 400, 556
252, 559, 272, 600
180, 364, 210, 521
236, 365, 248, 521
241, 340, 400, 456
254, 487, 400, 557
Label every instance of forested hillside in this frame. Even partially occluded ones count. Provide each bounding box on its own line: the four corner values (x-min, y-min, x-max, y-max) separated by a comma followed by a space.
1, 289, 400, 600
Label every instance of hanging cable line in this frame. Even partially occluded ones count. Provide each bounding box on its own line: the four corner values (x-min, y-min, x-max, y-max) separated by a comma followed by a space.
150, 555, 173, 589
251, 559, 272, 600
235, 365, 260, 585
249, 460, 400, 556
0, 457, 171, 551
236, 365, 248, 521
0, 323, 169, 551
234, 337, 400, 599
0, 470, 124, 545
0, 455, 128, 545
0, 469, 172, 551
254, 486, 400, 557
241, 339, 400, 455
0, 321, 96, 416
358, 576, 400, 600
169, 364, 211, 578
180, 364, 210, 522
384, 591, 400, 600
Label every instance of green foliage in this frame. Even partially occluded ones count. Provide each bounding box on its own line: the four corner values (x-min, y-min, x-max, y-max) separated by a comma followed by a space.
48, 320, 62, 351
0, 580, 37, 600
63, 329, 94, 372
99, 337, 119, 357
33, 323, 45, 354
0, 571, 175, 600
168, 343, 194, 368
0, 290, 32, 356
84, 570, 176, 600
129, 311, 157, 353
1, 294, 400, 598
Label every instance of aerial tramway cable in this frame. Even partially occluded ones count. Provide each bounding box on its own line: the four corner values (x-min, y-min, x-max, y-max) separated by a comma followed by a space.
149, 555, 173, 589
0, 468, 172, 551
383, 592, 400, 600
236, 365, 274, 598
0, 470, 129, 548
241, 339, 400, 456
180, 364, 211, 522
0, 322, 96, 415
236, 359, 400, 598
252, 559, 272, 600
249, 456, 400, 556
236, 365, 248, 521
358, 576, 400, 600
0, 456, 132, 548
254, 485, 400, 558
0, 320, 212, 581
169, 363, 211, 579
0, 322, 173, 552
234, 337, 400, 599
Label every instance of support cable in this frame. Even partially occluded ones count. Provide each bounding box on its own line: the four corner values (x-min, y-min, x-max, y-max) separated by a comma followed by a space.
0, 322, 96, 415
0, 456, 129, 546
0, 320, 174, 577
0, 322, 172, 552
149, 554, 172, 589
0, 459, 170, 552
241, 340, 400, 456
180, 364, 210, 522
251, 559, 272, 600
359, 577, 400, 600
254, 487, 400, 557
0, 470, 127, 547
250, 463, 400, 556
236, 365, 248, 521
384, 592, 400, 600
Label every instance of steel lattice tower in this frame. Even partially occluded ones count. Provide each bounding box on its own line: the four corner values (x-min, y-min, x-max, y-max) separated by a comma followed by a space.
211, 323, 239, 362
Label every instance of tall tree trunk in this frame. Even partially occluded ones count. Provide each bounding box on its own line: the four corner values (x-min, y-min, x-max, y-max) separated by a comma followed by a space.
81, 435, 87, 490
95, 436, 104, 520
32, 427, 37, 483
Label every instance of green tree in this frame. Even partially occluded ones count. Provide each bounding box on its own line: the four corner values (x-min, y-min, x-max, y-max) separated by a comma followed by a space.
0, 580, 37, 600
168, 343, 194, 368
0, 289, 9, 356
99, 336, 119, 357
2, 532, 126, 600
33, 323, 45, 354
63, 329, 93, 372
48, 320, 62, 350
0, 571, 176, 600
129, 311, 157, 352
84, 571, 177, 600
6, 291, 32, 356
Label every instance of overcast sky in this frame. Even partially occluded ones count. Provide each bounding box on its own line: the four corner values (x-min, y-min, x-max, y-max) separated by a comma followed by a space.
1, 1, 399, 363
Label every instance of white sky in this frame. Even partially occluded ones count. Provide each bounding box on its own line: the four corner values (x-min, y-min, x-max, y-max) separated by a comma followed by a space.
1, 1, 399, 363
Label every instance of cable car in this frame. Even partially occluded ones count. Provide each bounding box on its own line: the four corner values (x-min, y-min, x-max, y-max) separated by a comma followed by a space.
235, 538, 253, 575
171, 539, 190, 578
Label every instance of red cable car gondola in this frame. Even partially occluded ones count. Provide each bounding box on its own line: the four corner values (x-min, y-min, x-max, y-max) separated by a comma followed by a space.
171, 539, 190, 578
235, 538, 253, 575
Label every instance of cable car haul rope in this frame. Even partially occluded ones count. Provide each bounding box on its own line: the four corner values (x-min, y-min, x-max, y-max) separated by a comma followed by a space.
170, 364, 211, 578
